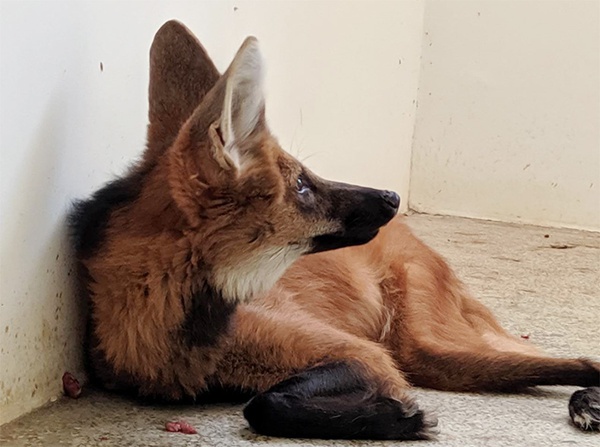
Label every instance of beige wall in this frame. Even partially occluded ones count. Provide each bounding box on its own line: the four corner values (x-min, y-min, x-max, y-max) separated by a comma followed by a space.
410, 0, 600, 231
0, 0, 424, 424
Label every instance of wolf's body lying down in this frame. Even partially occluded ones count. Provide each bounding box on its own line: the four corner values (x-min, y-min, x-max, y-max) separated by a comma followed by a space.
71, 21, 600, 439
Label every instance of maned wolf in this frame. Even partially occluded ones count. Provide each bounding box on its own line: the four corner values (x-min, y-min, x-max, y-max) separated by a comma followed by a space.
70, 21, 600, 439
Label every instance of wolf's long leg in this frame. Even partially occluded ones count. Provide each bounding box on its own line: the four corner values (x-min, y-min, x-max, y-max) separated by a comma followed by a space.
405, 346, 599, 391
214, 305, 437, 439
384, 259, 599, 391
211, 303, 438, 439
214, 303, 413, 399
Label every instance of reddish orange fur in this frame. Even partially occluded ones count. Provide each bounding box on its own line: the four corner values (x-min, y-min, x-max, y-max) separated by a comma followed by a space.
76, 21, 599, 418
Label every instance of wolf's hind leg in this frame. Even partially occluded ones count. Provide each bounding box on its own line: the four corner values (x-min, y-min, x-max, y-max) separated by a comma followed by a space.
390, 260, 599, 391
243, 361, 437, 440
406, 346, 599, 391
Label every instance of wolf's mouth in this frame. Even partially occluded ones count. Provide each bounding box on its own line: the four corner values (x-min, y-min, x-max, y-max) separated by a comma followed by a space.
308, 229, 380, 254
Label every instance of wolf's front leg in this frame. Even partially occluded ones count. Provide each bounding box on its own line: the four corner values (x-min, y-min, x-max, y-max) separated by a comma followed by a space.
212, 304, 437, 440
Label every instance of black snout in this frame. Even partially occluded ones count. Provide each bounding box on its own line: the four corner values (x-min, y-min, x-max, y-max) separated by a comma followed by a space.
381, 190, 400, 211
308, 181, 401, 254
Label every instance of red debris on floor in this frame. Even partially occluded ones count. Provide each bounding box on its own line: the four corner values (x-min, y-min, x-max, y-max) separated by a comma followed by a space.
62, 372, 82, 398
520, 334, 530, 340
165, 420, 198, 434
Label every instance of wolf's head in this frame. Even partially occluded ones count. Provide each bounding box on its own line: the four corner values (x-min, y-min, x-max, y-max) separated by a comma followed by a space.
134, 21, 400, 302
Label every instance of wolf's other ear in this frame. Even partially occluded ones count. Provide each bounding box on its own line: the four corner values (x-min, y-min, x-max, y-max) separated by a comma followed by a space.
218, 36, 266, 169
145, 20, 220, 167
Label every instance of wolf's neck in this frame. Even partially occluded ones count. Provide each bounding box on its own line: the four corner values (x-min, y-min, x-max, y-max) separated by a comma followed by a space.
210, 245, 306, 303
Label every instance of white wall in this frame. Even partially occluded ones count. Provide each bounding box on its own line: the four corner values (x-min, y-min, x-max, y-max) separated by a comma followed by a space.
0, 0, 424, 424
410, 0, 600, 231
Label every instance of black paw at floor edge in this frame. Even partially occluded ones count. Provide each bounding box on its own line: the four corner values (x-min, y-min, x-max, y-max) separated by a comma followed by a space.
569, 387, 600, 432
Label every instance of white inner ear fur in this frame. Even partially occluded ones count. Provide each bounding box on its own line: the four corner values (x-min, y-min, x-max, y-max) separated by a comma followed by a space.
220, 37, 265, 170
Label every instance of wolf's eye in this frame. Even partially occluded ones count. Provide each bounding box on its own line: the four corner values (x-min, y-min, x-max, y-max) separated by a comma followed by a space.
296, 176, 310, 194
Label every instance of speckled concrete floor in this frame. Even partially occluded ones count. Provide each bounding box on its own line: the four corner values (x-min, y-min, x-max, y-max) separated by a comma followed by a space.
1, 214, 599, 447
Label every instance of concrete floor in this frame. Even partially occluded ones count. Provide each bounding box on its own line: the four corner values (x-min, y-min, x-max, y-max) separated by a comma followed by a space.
1, 214, 599, 447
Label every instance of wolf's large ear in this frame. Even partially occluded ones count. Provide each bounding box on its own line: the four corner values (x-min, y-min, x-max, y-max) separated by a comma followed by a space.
168, 37, 267, 226
215, 36, 266, 170
145, 20, 220, 166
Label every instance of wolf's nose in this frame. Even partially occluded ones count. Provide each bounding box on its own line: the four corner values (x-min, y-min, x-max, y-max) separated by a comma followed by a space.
381, 190, 400, 210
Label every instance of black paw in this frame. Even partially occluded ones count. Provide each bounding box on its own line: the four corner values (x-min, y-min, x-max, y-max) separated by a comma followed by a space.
569, 387, 600, 431
373, 397, 438, 440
